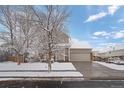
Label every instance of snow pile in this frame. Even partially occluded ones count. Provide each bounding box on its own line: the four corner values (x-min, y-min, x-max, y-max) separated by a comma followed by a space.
0, 62, 76, 71
94, 61, 124, 70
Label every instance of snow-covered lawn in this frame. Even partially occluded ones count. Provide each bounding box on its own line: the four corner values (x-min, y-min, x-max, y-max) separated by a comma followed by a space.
94, 61, 124, 71
0, 77, 84, 81
0, 72, 83, 77
0, 61, 83, 81
0, 61, 76, 71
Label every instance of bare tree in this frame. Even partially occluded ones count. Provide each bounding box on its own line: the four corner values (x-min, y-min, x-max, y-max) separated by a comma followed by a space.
0, 6, 37, 65
15, 6, 37, 64
0, 6, 15, 47
0, 5, 70, 69
32, 5, 70, 71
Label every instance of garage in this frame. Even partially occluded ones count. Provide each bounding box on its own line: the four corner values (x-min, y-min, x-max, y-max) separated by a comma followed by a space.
70, 48, 92, 62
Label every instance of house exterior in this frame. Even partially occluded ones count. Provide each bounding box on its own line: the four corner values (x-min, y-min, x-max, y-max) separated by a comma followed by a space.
70, 48, 92, 62
51, 30, 93, 62
54, 47, 92, 62
53, 32, 92, 62
92, 51, 103, 61
92, 49, 124, 61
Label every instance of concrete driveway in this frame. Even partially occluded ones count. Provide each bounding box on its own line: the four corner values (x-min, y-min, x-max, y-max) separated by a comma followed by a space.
91, 62, 124, 80
71, 61, 124, 80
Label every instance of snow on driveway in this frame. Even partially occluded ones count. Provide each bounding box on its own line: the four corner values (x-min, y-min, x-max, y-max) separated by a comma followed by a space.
94, 61, 124, 71
0, 61, 76, 71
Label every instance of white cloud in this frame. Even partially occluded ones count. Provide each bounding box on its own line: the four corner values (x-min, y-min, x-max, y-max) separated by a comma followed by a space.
111, 27, 118, 29
93, 47, 110, 53
94, 31, 109, 36
84, 5, 120, 23
91, 36, 99, 39
93, 30, 124, 39
71, 38, 91, 48
118, 18, 124, 23
108, 5, 120, 15
112, 32, 124, 39
99, 42, 116, 47
84, 12, 107, 22
120, 30, 124, 33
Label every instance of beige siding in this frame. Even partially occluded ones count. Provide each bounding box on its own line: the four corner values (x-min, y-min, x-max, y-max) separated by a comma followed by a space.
70, 54, 91, 61
70, 49, 91, 54
70, 48, 92, 62
55, 50, 65, 61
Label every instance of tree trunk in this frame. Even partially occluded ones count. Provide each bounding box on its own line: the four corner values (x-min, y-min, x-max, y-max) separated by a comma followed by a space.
17, 54, 20, 65
17, 54, 23, 65
48, 51, 52, 72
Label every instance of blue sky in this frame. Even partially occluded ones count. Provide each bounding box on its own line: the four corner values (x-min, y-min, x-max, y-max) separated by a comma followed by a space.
68, 5, 124, 51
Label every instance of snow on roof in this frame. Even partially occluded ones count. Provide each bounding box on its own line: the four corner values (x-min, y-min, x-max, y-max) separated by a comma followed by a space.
70, 38, 91, 48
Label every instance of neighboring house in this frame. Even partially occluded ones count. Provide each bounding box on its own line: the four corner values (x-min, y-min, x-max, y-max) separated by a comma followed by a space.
93, 49, 124, 61
103, 49, 124, 61
92, 51, 103, 61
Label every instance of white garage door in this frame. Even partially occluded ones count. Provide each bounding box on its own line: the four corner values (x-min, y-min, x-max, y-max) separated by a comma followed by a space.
70, 49, 92, 62
70, 54, 91, 61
